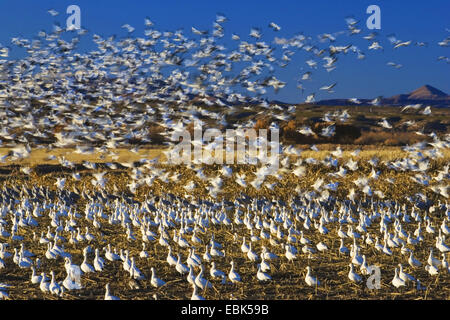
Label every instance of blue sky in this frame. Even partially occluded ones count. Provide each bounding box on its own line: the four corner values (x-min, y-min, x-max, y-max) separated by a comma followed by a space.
0, 0, 448, 103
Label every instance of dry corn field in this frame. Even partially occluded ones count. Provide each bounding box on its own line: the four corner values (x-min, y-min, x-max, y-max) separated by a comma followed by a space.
0, 146, 449, 300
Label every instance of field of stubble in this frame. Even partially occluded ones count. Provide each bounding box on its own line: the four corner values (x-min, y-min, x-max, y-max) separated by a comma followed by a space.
0, 147, 449, 300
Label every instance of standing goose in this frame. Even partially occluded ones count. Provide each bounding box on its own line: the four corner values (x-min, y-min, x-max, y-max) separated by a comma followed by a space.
425, 263, 439, 276
175, 254, 189, 275
305, 266, 319, 286
247, 243, 259, 262
49, 271, 61, 295
39, 272, 50, 293
191, 284, 205, 300
392, 268, 406, 288
94, 248, 104, 272
187, 266, 196, 285
285, 245, 297, 262
348, 264, 362, 282
30, 266, 42, 284
150, 267, 166, 288
256, 264, 271, 281
81, 251, 95, 273
129, 257, 145, 280
166, 247, 177, 266
104, 283, 120, 300
194, 265, 212, 290
441, 254, 449, 273
228, 261, 241, 283
398, 264, 415, 283
408, 251, 421, 268
428, 249, 441, 268
210, 262, 225, 279
240, 237, 249, 253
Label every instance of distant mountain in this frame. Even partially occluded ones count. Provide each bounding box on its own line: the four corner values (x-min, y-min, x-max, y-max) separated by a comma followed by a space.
408, 85, 448, 99
314, 85, 450, 107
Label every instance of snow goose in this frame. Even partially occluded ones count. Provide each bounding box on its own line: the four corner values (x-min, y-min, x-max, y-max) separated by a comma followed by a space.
262, 246, 278, 260
228, 261, 241, 283
191, 284, 205, 300
442, 254, 449, 273
150, 267, 166, 288
285, 244, 297, 262
425, 263, 439, 276
129, 257, 145, 280
166, 247, 177, 266
139, 243, 149, 258
428, 249, 441, 268
316, 241, 328, 252
299, 231, 311, 245
195, 265, 212, 290
360, 255, 370, 275
81, 251, 95, 273
240, 237, 249, 253
339, 239, 349, 255
203, 245, 212, 262
63, 262, 83, 291
210, 261, 225, 279
408, 251, 421, 268
49, 271, 62, 295
256, 264, 271, 281
187, 266, 196, 285
398, 264, 415, 283
305, 266, 319, 286
392, 268, 406, 288
436, 236, 450, 253
45, 243, 57, 260
175, 254, 189, 274
348, 264, 362, 282
30, 266, 42, 284
260, 256, 271, 272
105, 245, 120, 261
247, 243, 259, 262
94, 248, 105, 271
39, 272, 50, 293
105, 283, 120, 300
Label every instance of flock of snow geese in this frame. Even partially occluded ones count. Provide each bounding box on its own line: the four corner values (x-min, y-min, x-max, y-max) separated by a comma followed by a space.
0, 165, 448, 299
0, 12, 449, 150
0, 12, 448, 300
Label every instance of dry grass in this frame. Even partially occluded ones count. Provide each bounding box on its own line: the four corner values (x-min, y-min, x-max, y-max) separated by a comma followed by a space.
0, 147, 449, 300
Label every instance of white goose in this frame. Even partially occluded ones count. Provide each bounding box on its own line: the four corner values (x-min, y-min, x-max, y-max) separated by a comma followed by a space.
191, 284, 205, 300
93, 248, 104, 272
391, 268, 406, 288
348, 264, 362, 282
175, 254, 189, 274
428, 249, 441, 268
247, 243, 259, 262
30, 266, 42, 284
425, 263, 439, 276
256, 264, 271, 281
166, 247, 177, 266
210, 262, 225, 279
228, 261, 241, 283
194, 265, 212, 290
81, 251, 95, 273
240, 237, 249, 253
104, 283, 120, 300
150, 267, 166, 288
408, 251, 421, 268
49, 271, 62, 295
187, 266, 196, 285
39, 272, 50, 293
398, 264, 415, 283
305, 266, 319, 286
